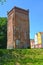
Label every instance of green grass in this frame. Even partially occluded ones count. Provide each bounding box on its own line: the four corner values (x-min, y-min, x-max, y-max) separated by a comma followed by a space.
0, 49, 43, 65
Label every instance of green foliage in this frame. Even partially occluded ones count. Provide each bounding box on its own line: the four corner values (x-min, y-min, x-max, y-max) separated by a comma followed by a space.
0, 0, 6, 5
0, 49, 43, 65
0, 17, 7, 49
0, 0, 6, 2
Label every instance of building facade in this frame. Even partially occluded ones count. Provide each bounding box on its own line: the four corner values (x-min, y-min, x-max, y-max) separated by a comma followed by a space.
37, 32, 42, 44
34, 32, 43, 48
7, 6, 30, 49
34, 34, 38, 45
30, 39, 34, 48
34, 34, 38, 48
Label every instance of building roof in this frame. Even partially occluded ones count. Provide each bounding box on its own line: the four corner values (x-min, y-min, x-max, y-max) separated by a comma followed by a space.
7, 6, 29, 14
37, 32, 43, 34
30, 39, 34, 41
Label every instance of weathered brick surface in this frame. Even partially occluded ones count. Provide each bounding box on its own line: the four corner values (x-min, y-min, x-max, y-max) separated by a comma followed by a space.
7, 7, 30, 49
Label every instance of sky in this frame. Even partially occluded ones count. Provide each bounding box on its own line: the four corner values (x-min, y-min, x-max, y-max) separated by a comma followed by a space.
0, 0, 43, 39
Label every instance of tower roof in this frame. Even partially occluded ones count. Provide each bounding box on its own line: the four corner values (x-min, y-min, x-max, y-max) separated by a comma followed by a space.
7, 6, 29, 15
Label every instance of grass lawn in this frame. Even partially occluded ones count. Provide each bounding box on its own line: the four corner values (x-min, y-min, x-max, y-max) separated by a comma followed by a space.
0, 49, 43, 65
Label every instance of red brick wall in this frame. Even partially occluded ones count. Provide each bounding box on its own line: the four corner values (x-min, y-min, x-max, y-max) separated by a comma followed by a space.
7, 12, 14, 49
7, 7, 30, 49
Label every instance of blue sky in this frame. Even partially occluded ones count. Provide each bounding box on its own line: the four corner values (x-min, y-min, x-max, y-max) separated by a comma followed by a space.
0, 0, 43, 39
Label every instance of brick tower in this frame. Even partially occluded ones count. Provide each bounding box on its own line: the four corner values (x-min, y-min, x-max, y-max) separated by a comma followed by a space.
7, 6, 30, 49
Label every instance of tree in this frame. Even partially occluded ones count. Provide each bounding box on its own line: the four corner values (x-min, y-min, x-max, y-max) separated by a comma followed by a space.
0, 17, 7, 49
0, 0, 6, 5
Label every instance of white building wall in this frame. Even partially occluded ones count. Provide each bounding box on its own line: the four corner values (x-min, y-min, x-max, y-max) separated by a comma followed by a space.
34, 34, 38, 45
